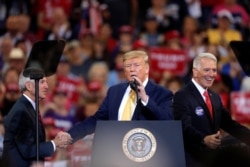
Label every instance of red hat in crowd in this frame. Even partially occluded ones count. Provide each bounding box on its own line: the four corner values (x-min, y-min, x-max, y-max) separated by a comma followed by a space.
79, 29, 93, 38
119, 25, 134, 34
5, 83, 20, 93
53, 87, 67, 96
133, 40, 148, 50
87, 81, 102, 92
164, 30, 180, 41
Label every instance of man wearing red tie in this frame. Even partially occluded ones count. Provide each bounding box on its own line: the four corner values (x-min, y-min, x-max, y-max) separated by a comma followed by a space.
173, 52, 250, 167
2, 68, 72, 167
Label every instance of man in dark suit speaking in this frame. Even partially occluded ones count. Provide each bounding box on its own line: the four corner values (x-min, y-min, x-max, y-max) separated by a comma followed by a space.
65, 50, 174, 143
173, 52, 250, 167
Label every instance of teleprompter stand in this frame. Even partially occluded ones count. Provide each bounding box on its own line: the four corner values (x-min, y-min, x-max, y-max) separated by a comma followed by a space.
23, 40, 65, 162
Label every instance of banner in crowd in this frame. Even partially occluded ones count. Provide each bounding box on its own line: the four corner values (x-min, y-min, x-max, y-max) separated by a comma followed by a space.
231, 92, 250, 123
149, 47, 188, 76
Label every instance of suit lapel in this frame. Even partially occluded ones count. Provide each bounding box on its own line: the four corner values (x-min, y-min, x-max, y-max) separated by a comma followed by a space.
207, 90, 220, 127
131, 80, 153, 120
21, 96, 46, 141
189, 82, 214, 124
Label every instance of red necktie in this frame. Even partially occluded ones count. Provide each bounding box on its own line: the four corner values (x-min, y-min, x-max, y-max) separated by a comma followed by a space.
38, 111, 43, 125
38, 111, 45, 138
203, 90, 213, 119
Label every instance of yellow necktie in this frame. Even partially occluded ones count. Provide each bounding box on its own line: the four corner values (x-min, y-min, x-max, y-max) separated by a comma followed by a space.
121, 90, 136, 120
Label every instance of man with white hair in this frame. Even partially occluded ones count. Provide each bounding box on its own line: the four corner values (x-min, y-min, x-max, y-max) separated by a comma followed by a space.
173, 52, 250, 167
2, 68, 71, 167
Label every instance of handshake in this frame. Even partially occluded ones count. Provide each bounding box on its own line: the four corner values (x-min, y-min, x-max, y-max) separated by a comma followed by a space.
53, 131, 73, 149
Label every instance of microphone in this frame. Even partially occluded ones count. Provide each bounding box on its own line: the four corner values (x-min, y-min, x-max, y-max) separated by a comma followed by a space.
129, 79, 139, 92
129, 79, 140, 102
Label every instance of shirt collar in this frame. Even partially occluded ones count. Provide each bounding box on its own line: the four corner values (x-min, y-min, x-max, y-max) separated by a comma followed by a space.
192, 78, 207, 96
143, 78, 149, 87
23, 93, 36, 110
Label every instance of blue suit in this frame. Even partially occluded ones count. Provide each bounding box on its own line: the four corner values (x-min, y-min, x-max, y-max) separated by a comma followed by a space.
68, 80, 173, 142
2, 95, 55, 167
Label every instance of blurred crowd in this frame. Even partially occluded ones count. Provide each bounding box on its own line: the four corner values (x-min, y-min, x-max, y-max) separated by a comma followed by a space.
0, 0, 250, 165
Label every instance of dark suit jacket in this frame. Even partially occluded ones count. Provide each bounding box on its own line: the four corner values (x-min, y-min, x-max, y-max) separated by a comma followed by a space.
68, 80, 173, 142
2, 95, 55, 167
173, 81, 250, 166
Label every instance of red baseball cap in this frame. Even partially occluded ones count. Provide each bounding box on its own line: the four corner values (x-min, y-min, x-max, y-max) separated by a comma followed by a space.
6, 83, 19, 93
87, 81, 102, 92
119, 25, 134, 34
133, 40, 148, 49
164, 30, 180, 41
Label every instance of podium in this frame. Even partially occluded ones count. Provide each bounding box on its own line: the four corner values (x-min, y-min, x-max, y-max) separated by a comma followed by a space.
90, 120, 186, 167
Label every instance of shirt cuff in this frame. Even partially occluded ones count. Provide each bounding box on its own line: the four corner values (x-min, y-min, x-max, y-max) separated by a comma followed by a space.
141, 95, 149, 106
51, 140, 56, 151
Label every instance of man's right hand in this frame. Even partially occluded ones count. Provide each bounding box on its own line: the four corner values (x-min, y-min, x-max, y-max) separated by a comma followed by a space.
53, 131, 72, 148
203, 131, 222, 149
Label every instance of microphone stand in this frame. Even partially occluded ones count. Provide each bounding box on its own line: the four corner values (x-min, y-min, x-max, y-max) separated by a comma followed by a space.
30, 72, 44, 162
23, 39, 66, 163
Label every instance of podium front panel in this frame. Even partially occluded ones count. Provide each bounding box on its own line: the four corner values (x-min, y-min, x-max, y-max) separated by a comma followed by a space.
90, 120, 186, 167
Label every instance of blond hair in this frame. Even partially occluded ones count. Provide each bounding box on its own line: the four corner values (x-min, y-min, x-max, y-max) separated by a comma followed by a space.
123, 50, 149, 65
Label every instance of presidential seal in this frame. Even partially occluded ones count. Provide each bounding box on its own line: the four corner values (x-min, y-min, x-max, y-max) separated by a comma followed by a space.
122, 128, 157, 162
